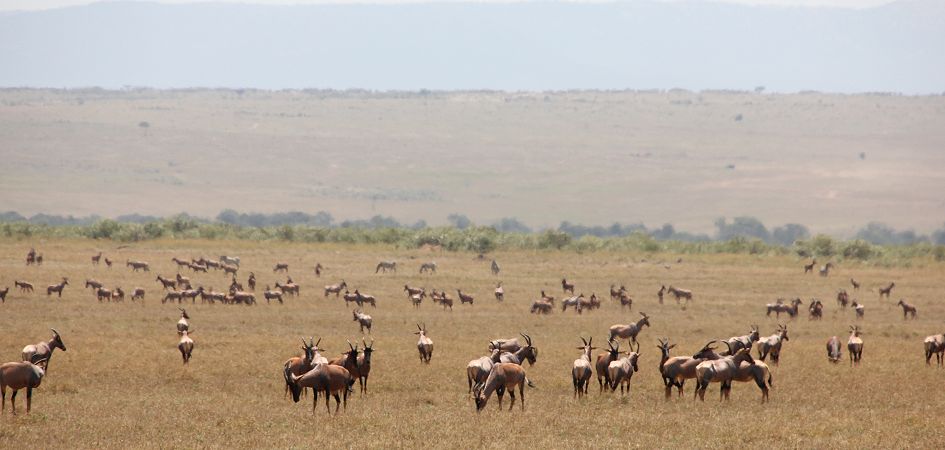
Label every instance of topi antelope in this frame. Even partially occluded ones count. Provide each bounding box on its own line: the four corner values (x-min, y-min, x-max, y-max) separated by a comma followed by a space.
657, 285, 665, 304
819, 262, 834, 277
126, 260, 150, 272
809, 299, 824, 320
560, 294, 582, 312
404, 285, 424, 297
847, 325, 864, 366
608, 312, 651, 345
247, 273, 256, 291
354, 290, 376, 308
473, 363, 534, 412
766, 298, 802, 318
325, 280, 347, 297
803, 259, 817, 274
561, 278, 575, 294
618, 292, 633, 311
111, 287, 125, 302
172, 257, 190, 268
595, 340, 621, 393
85, 279, 104, 290
314, 263, 323, 277
342, 290, 360, 307
722, 325, 760, 356
827, 336, 843, 363
415, 324, 433, 363
47, 278, 69, 297
572, 337, 596, 398
530, 299, 553, 314
410, 292, 425, 308
658, 339, 721, 399
878, 282, 895, 299
104, 257, 113, 268
222, 264, 238, 276
457, 289, 474, 305
353, 309, 372, 333
15, 280, 34, 293
96, 287, 113, 302
219, 255, 240, 267
419, 262, 437, 274
694, 346, 757, 402
837, 289, 850, 308
1, 358, 47, 415
851, 301, 864, 319
610, 284, 627, 301
897, 299, 917, 319
491, 259, 500, 276
608, 341, 640, 394
354, 339, 374, 394
178, 330, 194, 364
666, 285, 693, 304
467, 345, 503, 397
283, 337, 318, 398
757, 324, 789, 366
499, 334, 538, 366
284, 361, 354, 414
91, 252, 102, 265
156, 275, 176, 290
264, 286, 284, 304
850, 278, 860, 290
494, 282, 504, 302
176, 273, 191, 289
131, 287, 145, 301
0, 287, 7, 303
22, 329, 66, 372
489, 339, 522, 354
273, 263, 289, 273
923, 333, 945, 367
375, 261, 396, 273
176, 308, 190, 332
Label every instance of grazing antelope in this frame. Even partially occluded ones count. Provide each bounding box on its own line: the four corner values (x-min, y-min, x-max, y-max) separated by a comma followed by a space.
404, 285, 424, 297
722, 325, 760, 355
325, 280, 347, 297
694, 347, 757, 402
595, 340, 622, 393
572, 337, 596, 398
172, 257, 190, 268
658, 339, 721, 399
276, 281, 300, 297
610, 284, 627, 301
273, 263, 289, 273
104, 257, 113, 268
561, 294, 582, 312
851, 301, 865, 319
473, 363, 533, 411
923, 333, 944, 367
222, 264, 238, 276
47, 279, 68, 297
85, 279, 104, 291
419, 262, 437, 274
608, 312, 651, 345
897, 299, 917, 319
530, 299, 553, 314
491, 259, 500, 276
247, 273, 256, 291
757, 324, 789, 365
837, 289, 850, 308
132, 287, 146, 301
809, 299, 824, 320
850, 278, 860, 290
608, 341, 641, 394
229, 290, 256, 305
126, 260, 150, 272
156, 275, 176, 290
283, 337, 318, 398
657, 285, 665, 304
0, 287, 8, 303
180, 287, 203, 304
178, 330, 194, 364
499, 334, 538, 366
353, 309, 372, 333
284, 363, 355, 415
665, 285, 693, 304
96, 287, 113, 302
494, 282, 504, 302
410, 292, 425, 308
162, 290, 183, 304
803, 259, 817, 274
15, 280, 34, 293
1, 359, 47, 415
847, 325, 863, 366
342, 290, 361, 307
35, 254, 43, 265
264, 286, 284, 304
92, 252, 102, 265
375, 261, 396, 273
878, 282, 895, 299
219, 255, 240, 267
354, 290, 376, 308
176, 308, 190, 332
766, 298, 802, 318
22, 329, 66, 371
457, 289, 474, 305
467, 346, 503, 396
618, 292, 633, 310
576, 294, 601, 313
415, 324, 433, 363
561, 278, 575, 294
819, 262, 834, 277
176, 273, 192, 290
826, 336, 842, 363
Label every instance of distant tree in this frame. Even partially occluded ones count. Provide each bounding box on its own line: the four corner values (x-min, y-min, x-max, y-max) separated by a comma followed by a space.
0, 211, 27, 222
932, 224, 945, 245
494, 217, 532, 233
715, 216, 770, 242
754, 86, 765, 93
772, 223, 810, 246
855, 222, 925, 245
734, 113, 743, 122
650, 223, 675, 240
447, 213, 472, 230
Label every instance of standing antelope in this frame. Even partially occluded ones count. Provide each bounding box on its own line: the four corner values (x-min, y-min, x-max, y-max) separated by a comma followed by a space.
595, 340, 622, 393
457, 289, 474, 305
809, 299, 824, 320
156, 275, 176, 290
666, 286, 693, 304
22, 329, 66, 372
354, 339, 374, 394
247, 273, 256, 291
419, 262, 437, 274
467, 345, 502, 396
264, 286, 284, 304
494, 282, 504, 302
897, 299, 917, 319
284, 362, 355, 415
850, 278, 860, 290
837, 289, 850, 308
848, 325, 864, 366
415, 324, 433, 363
694, 347, 757, 402
618, 292, 633, 310
657, 285, 665, 304
658, 339, 721, 399
878, 282, 895, 299
722, 325, 760, 355
0, 287, 8, 303
851, 301, 864, 319
15, 280, 34, 293
178, 330, 194, 364
561, 278, 575, 294
572, 337, 596, 398
608, 341, 641, 394
283, 338, 317, 398
104, 257, 113, 268
499, 334, 538, 366
826, 336, 842, 363
353, 309, 372, 334
85, 279, 104, 291
127, 260, 150, 272
1, 359, 47, 415
473, 363, 533, 411
325, 280, 347, 297
273, 263, 289, 273
757, 324, 789, 365
410, 292, 425, 308
132, 287, 146, 301
923, 333, 944, 367
404, 285, 424, 297
92, 252, 102, 265
47, 279, 68, 297
804, 259, 817, 274
491, 259, 500, 276
314, 263, 323, 277
766, 298, 803, 318
819, 262, 834, 277
176, 308, 190, 332
354, 290, 376, 308
608, 312, 651, 345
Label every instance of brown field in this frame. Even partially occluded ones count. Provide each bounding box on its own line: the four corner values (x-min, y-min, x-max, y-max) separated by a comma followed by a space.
1, 89, 945, 235
1, 238, 944, 448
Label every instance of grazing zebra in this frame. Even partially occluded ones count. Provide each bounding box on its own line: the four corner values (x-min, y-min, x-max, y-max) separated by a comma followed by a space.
419, 262, 437, 274
491, 259, 500, 276
375, 261, 397, 273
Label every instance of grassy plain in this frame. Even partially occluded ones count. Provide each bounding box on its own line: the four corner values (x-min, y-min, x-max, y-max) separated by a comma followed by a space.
1, 239, 944, 448
1, 89, 944, 235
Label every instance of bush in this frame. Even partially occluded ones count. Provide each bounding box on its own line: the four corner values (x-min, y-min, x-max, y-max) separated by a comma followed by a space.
538, 230, 572, 249
840, 240, 875, 260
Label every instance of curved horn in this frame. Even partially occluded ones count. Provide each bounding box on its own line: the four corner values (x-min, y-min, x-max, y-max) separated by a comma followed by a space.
702, 339, 717, 350
722, 340, 733, 354
51, 328, 60, 336
347, 339, 355, 351
315, 337, 321, 347
581, 336, 588, 346
417, 323, 423, 331
301, 337, 308, 347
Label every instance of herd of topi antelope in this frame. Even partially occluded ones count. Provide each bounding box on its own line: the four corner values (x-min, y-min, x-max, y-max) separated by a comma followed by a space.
2, 249, 942, 416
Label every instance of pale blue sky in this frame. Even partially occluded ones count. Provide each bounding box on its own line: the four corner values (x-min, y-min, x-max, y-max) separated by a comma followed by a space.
0, 0, 898, 12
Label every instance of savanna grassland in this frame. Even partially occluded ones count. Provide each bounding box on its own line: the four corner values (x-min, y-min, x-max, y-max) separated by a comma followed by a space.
1, 239, 944, 448
1, 89, 945, 235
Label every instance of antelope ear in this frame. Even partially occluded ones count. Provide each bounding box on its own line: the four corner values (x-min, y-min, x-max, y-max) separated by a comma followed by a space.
669, 344, 676, 349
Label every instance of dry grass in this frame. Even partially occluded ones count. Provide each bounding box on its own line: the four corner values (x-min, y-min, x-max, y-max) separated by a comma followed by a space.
1, 238, 944, 448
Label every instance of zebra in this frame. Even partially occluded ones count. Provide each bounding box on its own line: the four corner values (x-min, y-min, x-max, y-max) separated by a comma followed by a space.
419, 262, 437, 274
490, 259, 500, 276
375, 261, 397, 273
219, 255, 240, 267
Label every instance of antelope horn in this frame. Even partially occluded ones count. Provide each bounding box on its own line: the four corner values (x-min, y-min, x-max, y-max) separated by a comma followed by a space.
722, 340, 733, 354
417, 323, 423, 331
581, 336, 588, 346
347, 339, 355, 351
51, 328, 60, 337
315, 337, 321, 347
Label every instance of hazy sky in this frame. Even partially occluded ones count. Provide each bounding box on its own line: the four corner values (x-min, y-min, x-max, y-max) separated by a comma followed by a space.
0, 0, 898, 12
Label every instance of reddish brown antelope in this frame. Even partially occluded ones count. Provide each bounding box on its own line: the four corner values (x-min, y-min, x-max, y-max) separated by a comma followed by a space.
91, 252, 102, 265
803, 259, 817, 274
273, 263, 289, 273
284, 363, 355, 415
561, 278, 575, 294
836, 289, 850, 308
0, 287, 8, 303
1, 359, 47, 415
924, 333, 944, 367
878, 282, 895, 299
897, 299, 917, 319
850, 278, 860, 290
325, 280, 347, 297
22, 329, 66, 371
457, 289, 474, 305
46, 279, 68, 297
14, 280, 34, 293
847, 325, 863, 366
